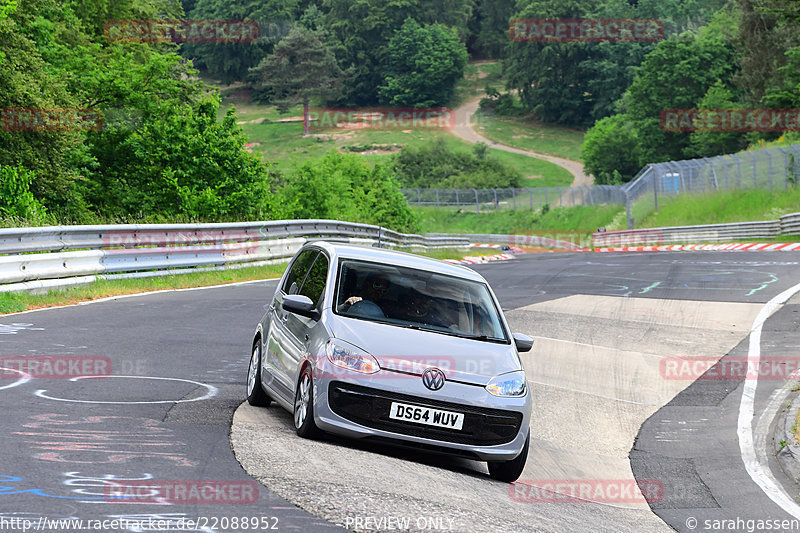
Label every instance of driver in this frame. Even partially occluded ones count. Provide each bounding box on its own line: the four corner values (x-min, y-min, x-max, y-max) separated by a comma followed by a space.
338, 273, 391, 313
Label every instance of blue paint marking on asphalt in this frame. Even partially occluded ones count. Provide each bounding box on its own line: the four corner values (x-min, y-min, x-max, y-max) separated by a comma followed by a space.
0, 476, 128, 500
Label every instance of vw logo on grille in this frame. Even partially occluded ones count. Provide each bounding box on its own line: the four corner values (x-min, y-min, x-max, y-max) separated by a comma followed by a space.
422, 368, 446, 391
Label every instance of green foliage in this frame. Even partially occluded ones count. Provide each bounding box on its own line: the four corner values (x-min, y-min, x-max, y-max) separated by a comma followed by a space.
84, 96, 272, 221
250, 24, 343, 130
687, 82, 749, 157
467, 0, 514, 58
183, 0, 300, 84
0, 165, 48, 222
277, 151, 417, 232
616, 14, 738, 164
479, 87, 521, 116
322, 0, 475, 106
392, 138, 522, 189
581, 114, 641, 184
378, 18, 468, 107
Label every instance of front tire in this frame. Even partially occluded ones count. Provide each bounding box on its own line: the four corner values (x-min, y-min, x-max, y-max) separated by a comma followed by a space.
294, 366, 323, 439
488, 430, 529, 482
246, 341, 271, 407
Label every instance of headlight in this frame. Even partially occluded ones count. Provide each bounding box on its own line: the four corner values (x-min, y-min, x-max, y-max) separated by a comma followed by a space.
326, 341, 380, 374
485, 370, 527, 397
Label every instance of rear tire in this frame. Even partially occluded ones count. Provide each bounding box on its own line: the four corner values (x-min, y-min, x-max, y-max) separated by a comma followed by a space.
246, 340, 271, 407
488, 431, 529, 482
294, 366, 323, 439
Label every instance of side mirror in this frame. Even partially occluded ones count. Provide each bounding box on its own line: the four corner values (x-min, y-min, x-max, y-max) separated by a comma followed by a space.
513, 333, 534, 353
282, 294, 321, 321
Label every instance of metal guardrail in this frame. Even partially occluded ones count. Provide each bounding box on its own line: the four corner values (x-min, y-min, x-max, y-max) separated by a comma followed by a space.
425, 233, 582, 250
0, 220, 471, 293
592, 212, 800, 247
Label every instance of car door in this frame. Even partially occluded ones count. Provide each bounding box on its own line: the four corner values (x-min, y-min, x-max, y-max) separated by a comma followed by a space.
280, 251, 329, 388
264, 249, 319, 401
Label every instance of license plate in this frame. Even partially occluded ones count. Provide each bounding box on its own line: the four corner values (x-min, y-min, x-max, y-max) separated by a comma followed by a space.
389, 402, 464, 430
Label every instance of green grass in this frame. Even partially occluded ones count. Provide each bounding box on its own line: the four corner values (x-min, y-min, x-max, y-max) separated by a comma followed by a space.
636, 188, 800, 228
221, 93, 573, 185
412, 204, 624, 237
472, 112, 585, 162
450, 61, 504, 108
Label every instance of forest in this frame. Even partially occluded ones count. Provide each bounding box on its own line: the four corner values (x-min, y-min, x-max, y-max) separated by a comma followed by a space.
1, 0, 798, 227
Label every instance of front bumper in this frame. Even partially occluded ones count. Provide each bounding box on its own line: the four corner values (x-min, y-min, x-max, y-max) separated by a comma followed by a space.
311, 364, 531, 461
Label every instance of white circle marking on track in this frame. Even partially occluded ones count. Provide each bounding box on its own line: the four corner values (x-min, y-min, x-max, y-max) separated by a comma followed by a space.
34, 375, 218, 404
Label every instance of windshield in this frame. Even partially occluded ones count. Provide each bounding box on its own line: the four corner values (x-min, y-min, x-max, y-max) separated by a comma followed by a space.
334, 260, 508, 342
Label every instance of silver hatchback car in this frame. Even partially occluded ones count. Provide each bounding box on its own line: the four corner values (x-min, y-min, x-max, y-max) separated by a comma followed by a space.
247, 242, 533, 482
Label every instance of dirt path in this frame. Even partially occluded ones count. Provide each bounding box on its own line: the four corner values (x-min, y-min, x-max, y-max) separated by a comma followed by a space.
450, 98, 593, 187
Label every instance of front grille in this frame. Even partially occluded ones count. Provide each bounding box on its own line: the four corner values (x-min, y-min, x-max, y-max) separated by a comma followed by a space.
328, 381, 523, 446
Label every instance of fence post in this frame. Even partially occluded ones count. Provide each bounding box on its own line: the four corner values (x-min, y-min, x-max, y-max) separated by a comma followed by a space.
530, 188, 534, 210
778, 147, 789, 191
435, 188, 439, 207
625, 190, 634, 229
767, 150, 774, 190
512, 188, 516, 210
473, 189, 479, 214
734, 154, 742, 187
748, 151, 757, 188
653, 169, 658, 211
493, 188, 498, 209
455, 190, 460, 210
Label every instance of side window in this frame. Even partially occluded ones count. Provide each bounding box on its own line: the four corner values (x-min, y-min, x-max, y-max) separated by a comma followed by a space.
283, 250, 318, 295
298, 254, 329, 307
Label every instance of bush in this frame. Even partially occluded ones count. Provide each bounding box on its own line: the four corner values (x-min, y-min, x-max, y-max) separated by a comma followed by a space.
277, 151, 417, 233
0, 165, 49, 223
392, 138, 521, 189
581, 114, 642, 184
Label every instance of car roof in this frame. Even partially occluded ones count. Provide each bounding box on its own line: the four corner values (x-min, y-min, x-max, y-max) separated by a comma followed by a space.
305, 241, 486, 282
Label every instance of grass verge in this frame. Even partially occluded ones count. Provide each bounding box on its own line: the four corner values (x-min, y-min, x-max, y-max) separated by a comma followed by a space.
472, 112, 585, 162
635, 187, 800, 228
0, 248, 488, 315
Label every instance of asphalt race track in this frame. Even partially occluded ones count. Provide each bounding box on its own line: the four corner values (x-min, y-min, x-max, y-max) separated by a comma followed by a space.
2, 250, 800, 532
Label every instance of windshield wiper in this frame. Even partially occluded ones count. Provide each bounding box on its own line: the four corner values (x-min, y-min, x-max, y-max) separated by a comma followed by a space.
451, 333, 508, 344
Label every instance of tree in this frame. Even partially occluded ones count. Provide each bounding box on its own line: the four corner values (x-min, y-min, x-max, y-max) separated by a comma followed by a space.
620, 15, 737, 162
581, 114, 642, 184
250, 25, 343, 135
377, 18, 468, 107
467, 0, 515, 58
183, 0, 300, 84
687, 82, 748, 158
